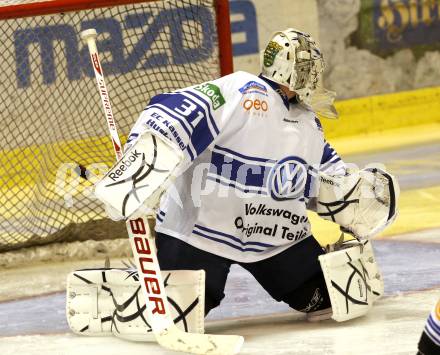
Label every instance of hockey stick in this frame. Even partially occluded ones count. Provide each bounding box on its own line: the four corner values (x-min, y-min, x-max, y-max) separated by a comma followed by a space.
80, 29, 244, 355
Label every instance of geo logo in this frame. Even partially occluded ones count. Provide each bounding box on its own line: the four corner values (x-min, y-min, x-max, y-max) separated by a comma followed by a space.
243, 99, 268, 112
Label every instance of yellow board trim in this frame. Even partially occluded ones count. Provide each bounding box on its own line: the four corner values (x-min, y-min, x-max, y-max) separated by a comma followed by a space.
330, 123, 440, 156
2, 181, 438, 246
2, 86, 440, 187
1, 135, 125, 188
322, 85, 440, 138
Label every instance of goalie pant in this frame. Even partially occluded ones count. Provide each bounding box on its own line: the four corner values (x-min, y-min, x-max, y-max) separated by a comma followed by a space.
156, 230, 332, 316
418, 298, 440, 355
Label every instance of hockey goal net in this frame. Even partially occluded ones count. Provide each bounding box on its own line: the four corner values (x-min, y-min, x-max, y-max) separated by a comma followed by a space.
0, 0, 232, 253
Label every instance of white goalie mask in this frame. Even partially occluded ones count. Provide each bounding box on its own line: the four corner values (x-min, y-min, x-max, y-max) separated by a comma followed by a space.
261, 28, 325, 105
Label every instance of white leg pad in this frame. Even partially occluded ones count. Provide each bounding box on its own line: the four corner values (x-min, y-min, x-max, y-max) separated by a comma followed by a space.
319, 240, 384, 322
66, 268, 205, 342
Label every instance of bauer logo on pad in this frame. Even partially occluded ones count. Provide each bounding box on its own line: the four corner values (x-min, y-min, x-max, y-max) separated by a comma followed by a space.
94, 132, 183, 219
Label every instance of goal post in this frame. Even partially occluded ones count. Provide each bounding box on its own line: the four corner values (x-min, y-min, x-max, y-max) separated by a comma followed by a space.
0, 0, 233, 252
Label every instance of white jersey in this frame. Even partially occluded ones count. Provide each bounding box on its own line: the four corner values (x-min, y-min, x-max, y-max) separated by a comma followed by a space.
424, 299, 440, 347
126, 71, 345, 263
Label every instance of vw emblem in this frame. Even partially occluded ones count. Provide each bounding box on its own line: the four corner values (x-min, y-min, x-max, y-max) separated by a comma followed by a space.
268, 156, 307, 200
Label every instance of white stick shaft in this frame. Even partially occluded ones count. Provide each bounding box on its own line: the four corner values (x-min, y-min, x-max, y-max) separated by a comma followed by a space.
81, 28, 171, 327
80, 28, 244, 355
81, 29, 123, 160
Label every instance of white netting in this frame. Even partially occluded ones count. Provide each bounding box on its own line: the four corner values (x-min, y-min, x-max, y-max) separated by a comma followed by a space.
0, 0, 222, 251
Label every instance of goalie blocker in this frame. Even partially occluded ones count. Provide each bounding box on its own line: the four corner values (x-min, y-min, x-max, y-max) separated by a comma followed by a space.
94, 130, 183, 219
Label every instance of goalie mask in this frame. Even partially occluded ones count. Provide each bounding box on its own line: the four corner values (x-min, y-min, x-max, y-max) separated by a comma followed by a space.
261, 28, 324, 105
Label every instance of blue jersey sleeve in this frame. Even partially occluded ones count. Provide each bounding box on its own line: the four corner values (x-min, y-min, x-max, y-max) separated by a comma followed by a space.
320, 141, 346, 176
126, 79, 230, 163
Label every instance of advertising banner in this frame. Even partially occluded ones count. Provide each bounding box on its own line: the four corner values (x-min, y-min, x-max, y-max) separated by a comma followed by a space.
230, 0, 319, 73
352, 0, 440, 57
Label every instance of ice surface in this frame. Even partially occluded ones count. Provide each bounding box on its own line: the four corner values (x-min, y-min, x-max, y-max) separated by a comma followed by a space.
1, 142, 439, 354
1, 240, 439, 354
0, 289, 438, 355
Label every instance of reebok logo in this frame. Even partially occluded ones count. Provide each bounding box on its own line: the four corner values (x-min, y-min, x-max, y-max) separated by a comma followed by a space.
194, 83, 225, 110
108, 150, 142, 181
283, 118, 299, 124
320, 176, 338, 187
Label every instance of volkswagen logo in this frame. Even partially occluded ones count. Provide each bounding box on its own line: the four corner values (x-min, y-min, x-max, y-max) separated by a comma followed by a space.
268, 156, 308, 200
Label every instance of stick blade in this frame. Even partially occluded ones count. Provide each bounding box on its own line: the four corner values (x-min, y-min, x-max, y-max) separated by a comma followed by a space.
157, 325, 244, 355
